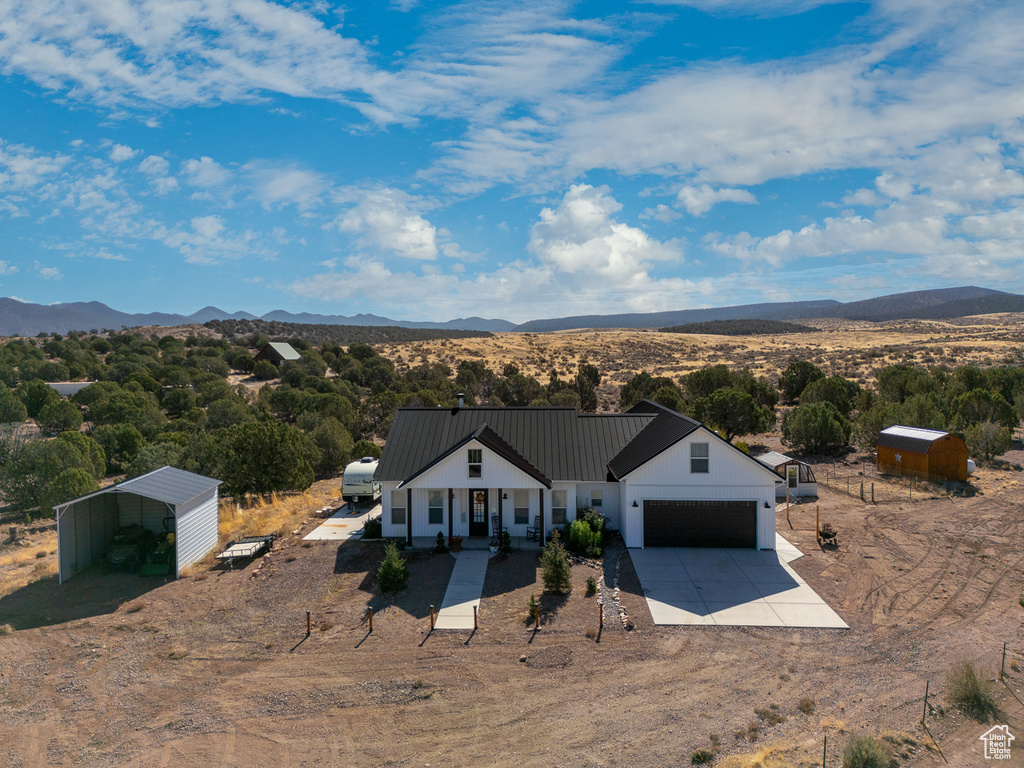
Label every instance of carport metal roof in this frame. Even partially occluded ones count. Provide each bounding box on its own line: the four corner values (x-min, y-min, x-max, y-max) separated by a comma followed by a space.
54, 466, 222, 514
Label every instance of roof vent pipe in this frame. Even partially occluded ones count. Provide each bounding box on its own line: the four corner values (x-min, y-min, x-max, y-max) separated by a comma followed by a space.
457, 392, 465, 408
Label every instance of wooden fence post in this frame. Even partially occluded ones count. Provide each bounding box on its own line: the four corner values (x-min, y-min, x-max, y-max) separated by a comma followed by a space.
473, 604, 478, 630
871, 483, 875, 504
429, 605, 435, 630
368, 607, 373, 633
306, 610, 311, 636
599, 603, 604, 629
922, 680, 929, 723
822, 733, 827, 768
816, 505, 819, 537
1002, 642, 1007, 679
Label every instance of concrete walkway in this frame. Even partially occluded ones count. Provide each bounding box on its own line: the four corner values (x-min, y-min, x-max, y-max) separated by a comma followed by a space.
630, 534, 847, 629
303, 503, 378, 542
434, 550, 490, 630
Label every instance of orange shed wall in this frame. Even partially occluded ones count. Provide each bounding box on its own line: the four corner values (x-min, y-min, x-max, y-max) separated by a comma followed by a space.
926, 435, 968, 483
877, 437, 968, 482
877, 445, 929, 477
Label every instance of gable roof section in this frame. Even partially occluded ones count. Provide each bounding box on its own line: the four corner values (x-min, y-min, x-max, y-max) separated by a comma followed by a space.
878, 425, 950, 453
607, 400, 701, 479
397, 423, 552, 489
377, 407, 654, 484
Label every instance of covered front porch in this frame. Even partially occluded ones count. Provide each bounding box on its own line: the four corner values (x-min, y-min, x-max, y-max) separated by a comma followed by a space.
407, 534, 545, 551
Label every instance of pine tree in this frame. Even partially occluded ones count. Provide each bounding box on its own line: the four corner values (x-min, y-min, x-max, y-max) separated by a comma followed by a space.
540, 530, 572, 594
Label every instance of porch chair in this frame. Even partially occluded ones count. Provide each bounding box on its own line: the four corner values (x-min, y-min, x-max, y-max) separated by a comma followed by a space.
491, 516, 507, 539
525, 515, 541, 541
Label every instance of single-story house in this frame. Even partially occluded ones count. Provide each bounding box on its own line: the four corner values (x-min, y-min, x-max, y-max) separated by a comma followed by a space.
756, 451, 818, 499
253, 342, 301, 367
375, 399, 782, 550
876, 425, 969, 483
55, 466, 222, 584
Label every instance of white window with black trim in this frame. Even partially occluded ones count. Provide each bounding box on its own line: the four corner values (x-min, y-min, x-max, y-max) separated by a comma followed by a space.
428, 489, 444, 525
514, 490, 529, 525
391, 490, 407, 525
690, 442, 709, 473
468, 448, 482, 478
590, 489, 603, 507
551, 490, 567, 526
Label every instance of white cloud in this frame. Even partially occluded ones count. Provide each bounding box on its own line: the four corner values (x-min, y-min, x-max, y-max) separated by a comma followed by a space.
138, 155, 169, 176
335, 188, 439, 260
245, 162, 328, 210
38, 266, 63, 279
0, 261, 18, 275
183, 156, 232, 188
676, 184, 757, 216
109, 143, 137, 162
640, 204, 682, 224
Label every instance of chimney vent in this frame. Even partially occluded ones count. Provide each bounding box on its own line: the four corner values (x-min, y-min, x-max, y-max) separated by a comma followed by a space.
457, 392, 465, 408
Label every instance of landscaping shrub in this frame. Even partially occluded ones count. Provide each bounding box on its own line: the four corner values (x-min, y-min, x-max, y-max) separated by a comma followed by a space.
841, 735, 892, 768
377, 541, 409, 593
798, 696, 815, 714
946, 659, 1000, 722
434, 531, 447, 554
691, 748, 714, 764
540, 530, 572, 594
362, 517, 382, 538
569, 519, 602, 557
585, 576, 597, 596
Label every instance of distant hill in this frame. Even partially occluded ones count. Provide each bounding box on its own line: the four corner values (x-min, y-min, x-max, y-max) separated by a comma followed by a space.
513, 299, 841, 333
660, 319, 815, 336
514, 286, 1020, 332
1, 286, 1019, 337
0, 299, 513, 336
205, 319, 492, 346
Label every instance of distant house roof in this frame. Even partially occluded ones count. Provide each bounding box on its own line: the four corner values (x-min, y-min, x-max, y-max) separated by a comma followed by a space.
378, 400, 776, 486
47, 381, 92, 397
756, 451, 808, 469
261, 342, 301, 361
877, 425, 950, 454
54, 466, 222, 513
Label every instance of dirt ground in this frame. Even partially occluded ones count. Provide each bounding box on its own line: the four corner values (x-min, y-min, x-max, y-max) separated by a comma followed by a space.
2, 469, 1024, 767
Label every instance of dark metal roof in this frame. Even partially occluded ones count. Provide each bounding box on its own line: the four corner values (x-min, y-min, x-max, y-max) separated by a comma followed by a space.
607, 401, 702, 479
398, 423, 552, 488
377, 406, 655, 484
877, 425, 950, 454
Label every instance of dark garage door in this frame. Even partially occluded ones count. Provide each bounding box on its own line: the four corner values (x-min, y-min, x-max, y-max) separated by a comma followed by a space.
643, 500, 756, 548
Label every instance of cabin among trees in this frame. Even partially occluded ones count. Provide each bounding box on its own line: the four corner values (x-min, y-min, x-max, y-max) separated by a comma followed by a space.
253, 342, 301, 367
876, 425, 969, 483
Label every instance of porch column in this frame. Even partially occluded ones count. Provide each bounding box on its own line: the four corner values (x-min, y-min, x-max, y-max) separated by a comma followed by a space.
448, 488, 454, 540
497, 487, 503, 536
406, 488, 412, 546
539, 488, 545, 547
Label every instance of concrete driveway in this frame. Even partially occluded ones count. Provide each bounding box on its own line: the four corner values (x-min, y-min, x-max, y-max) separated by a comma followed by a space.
629, 535, 847, 628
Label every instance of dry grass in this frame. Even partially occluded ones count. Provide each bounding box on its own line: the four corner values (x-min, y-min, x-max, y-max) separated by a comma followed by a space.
717, 741, 800, 768
217, 487, 339, 545
0, 530, 58, 598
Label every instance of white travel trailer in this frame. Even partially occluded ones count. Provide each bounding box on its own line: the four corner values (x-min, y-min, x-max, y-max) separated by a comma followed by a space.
342, 457, 381, 504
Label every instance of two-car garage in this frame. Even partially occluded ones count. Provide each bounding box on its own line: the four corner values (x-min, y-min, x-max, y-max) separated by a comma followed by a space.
642, 500, 758, 549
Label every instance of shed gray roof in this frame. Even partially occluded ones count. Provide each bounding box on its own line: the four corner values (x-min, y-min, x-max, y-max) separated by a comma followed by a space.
55, 466, 221, 513
376, 406, 654, 484
877, 425, 950, 454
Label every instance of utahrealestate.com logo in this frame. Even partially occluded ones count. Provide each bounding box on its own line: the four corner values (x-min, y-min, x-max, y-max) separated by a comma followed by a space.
979, 725, 1014, 760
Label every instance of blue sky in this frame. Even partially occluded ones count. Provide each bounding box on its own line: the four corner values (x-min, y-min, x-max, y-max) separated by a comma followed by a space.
1, 0, 1023, 323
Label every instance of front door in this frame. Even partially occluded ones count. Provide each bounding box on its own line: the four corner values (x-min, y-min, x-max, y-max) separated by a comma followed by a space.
470, 490, 488, 537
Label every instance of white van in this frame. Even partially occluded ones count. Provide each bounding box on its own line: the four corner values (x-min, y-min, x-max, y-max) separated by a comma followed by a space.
342, 457, 381, 504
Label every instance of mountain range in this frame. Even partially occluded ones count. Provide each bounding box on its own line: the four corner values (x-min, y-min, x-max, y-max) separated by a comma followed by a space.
2, 286, 1022, 336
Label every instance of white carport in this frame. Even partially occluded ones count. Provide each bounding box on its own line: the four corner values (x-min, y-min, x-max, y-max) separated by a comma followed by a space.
55, 466, 221, 584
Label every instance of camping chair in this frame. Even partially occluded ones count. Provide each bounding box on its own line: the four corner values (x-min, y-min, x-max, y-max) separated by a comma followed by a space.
526, 515, 541, 541
491, 516, 507, 539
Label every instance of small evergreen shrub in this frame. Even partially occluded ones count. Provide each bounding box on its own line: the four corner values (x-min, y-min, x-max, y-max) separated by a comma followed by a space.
363, 517, 382, 538
377, 541, 409, 593
947, 659, 1000, 722
434, 531, 448, 554
585, 576, 597, 596
540, 530, 572, 594
253, 360, 278, 380
500, 530, 512, 555
691, 749, 715, 765
841, 735, 892, 768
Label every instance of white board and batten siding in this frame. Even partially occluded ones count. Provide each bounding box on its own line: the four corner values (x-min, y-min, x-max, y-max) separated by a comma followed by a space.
619, 429, 778, 549
174, 488, 220, 577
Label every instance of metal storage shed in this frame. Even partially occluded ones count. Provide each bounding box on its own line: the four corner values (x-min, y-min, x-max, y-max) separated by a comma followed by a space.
55, 466, 222, 584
